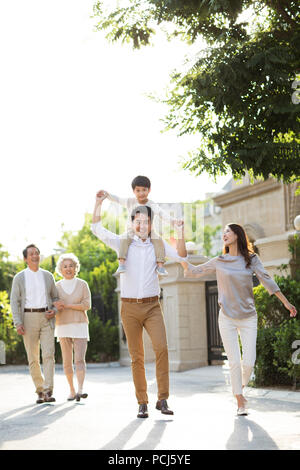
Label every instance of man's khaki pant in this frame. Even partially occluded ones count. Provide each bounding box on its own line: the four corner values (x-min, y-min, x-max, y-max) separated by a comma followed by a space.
23, 312, 55, 394
121, 299, 169, 404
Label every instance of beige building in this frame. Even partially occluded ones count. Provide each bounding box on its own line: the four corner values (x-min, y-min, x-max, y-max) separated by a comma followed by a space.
117, 177, 300, 372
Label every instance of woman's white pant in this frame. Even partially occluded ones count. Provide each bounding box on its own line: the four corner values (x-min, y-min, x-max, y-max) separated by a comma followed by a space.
218, 310, 257, 396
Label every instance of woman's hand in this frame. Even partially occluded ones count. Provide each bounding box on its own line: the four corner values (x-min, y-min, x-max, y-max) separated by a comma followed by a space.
54, 301, 65, 311
275, 292, 297, 318
284, 301, 297, 318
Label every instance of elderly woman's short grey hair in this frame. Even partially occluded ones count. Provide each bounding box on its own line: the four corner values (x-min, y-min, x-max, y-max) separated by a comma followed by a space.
55, 253, 80, 277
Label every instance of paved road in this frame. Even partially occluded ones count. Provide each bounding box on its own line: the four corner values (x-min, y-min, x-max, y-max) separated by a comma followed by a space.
0, 363, 299, 450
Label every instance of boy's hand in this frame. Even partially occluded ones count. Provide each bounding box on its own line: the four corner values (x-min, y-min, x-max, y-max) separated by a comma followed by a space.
96, 190, 107, 202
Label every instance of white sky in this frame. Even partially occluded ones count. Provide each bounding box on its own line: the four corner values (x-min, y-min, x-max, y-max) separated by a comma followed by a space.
0, 0, 230, 260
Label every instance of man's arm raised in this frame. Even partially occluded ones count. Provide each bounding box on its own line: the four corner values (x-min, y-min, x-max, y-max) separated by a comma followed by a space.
92, 190, 106, 224
91, 191, 121, 253
174, 223, 187, 258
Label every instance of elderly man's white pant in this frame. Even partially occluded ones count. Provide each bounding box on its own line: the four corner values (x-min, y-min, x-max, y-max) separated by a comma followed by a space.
218, 310, 257, 395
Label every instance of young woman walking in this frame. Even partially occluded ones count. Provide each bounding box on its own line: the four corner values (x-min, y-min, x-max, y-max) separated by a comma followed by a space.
184, 223, 297, 415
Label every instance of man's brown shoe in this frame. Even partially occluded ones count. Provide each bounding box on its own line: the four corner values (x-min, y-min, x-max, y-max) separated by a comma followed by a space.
44, 391, 56, 403
137, 404, 148, 418
36, 392, 45, 404
156, 399, 174, 415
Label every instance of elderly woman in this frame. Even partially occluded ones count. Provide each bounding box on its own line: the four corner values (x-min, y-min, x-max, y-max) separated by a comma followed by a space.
54, 253, 91, 401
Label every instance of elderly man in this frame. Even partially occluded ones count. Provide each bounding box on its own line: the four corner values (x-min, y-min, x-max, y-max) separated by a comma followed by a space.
10, 244, 59, 404
91, 191, 187, 418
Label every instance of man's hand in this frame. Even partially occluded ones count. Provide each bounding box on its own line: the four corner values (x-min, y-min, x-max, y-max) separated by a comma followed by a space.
45, 310, 56, 320
16, 324, 25, 335
174, 219, 184, 227
174, 221, 185, 242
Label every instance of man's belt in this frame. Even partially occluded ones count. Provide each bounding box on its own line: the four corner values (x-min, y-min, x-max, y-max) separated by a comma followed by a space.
24, 307, 48, 312
121, 296, 159, 304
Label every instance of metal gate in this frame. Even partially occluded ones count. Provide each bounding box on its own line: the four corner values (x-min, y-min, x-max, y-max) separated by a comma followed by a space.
205, 280, 226, 363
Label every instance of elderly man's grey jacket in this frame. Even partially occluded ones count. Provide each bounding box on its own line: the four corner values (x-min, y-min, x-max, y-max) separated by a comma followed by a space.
10, 269, 59, 329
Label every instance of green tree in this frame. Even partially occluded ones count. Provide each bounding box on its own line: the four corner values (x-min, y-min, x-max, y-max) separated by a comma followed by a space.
203, 224, 221, 257
181, 199, 221, 256
94, 1, 300, 182
0, 245, 22, 292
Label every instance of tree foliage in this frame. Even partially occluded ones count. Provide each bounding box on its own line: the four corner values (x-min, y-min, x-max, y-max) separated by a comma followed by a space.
0, 245, 23, 292
94, 0, 300, 182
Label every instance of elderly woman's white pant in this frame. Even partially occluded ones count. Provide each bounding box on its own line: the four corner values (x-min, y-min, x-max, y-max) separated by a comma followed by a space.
218, 310, 257, 396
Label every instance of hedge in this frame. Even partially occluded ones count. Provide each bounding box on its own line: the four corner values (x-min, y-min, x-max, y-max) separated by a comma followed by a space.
253, 274, 300, 388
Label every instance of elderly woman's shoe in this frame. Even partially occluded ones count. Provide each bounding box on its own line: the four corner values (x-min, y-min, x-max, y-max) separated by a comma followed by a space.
76, 393, 88, 401
67, 394, 76, 401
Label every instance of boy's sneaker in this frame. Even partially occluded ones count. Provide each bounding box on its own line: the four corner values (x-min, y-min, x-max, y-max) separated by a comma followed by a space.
114, 265, 126, 276
156, 266, 168, 277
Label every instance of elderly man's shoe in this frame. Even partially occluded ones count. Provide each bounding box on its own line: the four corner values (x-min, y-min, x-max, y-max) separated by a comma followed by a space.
44, 391, 56, 403
36, 392, 45, 404
137, 404, 148, 418
156, 399, 174, 415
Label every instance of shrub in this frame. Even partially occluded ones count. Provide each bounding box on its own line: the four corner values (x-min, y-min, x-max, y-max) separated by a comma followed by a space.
85, 310, 119, 362
0, 291, 27, 364
253, 274, 300, 388
272, 319, 300, 386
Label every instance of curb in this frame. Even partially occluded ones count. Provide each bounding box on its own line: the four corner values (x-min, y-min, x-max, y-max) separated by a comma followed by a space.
0, 362, 121, 373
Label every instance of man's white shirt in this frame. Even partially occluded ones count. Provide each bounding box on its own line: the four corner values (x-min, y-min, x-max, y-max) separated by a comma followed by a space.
91, 222, 187, 299
24, 267, 48, 308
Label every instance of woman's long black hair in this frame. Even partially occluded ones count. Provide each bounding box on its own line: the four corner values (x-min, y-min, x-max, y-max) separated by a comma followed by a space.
223, 223, 255, 268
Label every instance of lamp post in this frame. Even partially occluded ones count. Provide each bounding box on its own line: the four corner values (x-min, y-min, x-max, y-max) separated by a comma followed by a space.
294, 215, 300, 233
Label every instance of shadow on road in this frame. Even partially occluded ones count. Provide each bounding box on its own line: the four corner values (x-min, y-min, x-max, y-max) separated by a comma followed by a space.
0, 402, 74, 449
226, 417, 279, 450
100, 417, 173, 451
100, 419, 145, 450
132, 419, 173, 450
